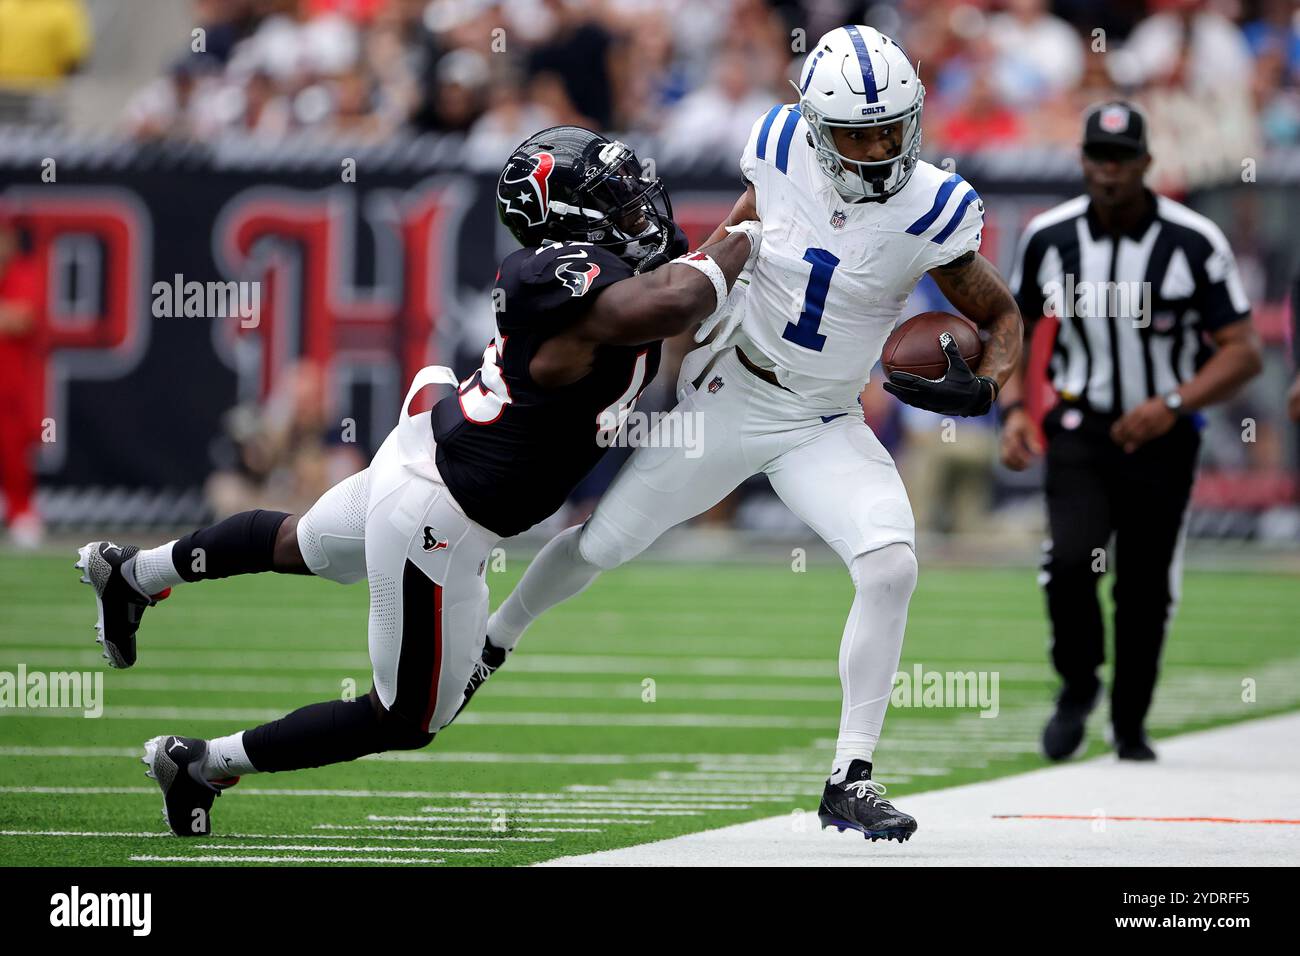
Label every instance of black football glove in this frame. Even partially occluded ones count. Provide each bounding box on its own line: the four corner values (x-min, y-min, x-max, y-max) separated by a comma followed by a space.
883, 332, 998, 417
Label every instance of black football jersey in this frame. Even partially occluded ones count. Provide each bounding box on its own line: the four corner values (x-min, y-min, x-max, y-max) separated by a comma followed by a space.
431, 240, 664, 537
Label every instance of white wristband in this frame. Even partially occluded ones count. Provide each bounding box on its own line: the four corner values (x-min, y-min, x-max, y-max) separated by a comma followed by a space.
672, 252, 728, 315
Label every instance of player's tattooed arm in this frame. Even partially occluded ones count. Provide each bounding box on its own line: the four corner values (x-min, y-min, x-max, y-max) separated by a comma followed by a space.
928, 251, 1023, 388
702, 183, 758, 247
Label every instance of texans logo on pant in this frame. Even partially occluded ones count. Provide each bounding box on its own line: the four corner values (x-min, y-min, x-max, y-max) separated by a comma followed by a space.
422, 526, 448, 552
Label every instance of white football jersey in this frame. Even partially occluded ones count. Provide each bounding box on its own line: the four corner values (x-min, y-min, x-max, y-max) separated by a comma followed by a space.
735, 103, 985, 408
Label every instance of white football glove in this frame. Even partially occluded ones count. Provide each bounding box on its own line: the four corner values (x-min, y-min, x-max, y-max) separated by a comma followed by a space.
724, 220, 762, 271
694, 274, 747, 345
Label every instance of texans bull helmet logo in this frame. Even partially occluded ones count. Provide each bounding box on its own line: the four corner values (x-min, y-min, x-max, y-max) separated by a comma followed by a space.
498, 151, 556, 228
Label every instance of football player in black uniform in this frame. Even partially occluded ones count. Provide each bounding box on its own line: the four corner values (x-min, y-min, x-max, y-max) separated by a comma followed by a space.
75, 126, 761, 835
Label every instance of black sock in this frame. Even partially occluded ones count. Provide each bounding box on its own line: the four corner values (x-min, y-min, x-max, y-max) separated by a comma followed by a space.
243, 696, 382, 773
171, 509, 290, 582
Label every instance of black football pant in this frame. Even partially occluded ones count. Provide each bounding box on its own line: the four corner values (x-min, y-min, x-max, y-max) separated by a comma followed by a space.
1040, 402, 1200, 738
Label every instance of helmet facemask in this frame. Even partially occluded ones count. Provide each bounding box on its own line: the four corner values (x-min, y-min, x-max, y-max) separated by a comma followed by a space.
799, 84, 925, 202
551, 141, 674, 268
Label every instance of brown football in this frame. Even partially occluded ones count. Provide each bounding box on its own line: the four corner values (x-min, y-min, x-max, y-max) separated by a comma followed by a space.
881, 311, 983, 380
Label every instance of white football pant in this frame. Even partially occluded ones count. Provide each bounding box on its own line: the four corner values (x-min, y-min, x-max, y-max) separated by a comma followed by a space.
296, 370, 497, 733
491, 346, 918, 764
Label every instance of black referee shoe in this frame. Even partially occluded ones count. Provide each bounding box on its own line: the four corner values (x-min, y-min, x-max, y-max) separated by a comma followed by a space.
1114, 731, 1157, 761
1042, 684, 1100, 761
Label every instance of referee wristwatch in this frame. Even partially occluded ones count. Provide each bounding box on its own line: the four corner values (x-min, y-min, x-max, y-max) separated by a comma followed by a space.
1163, 390, 1185, 415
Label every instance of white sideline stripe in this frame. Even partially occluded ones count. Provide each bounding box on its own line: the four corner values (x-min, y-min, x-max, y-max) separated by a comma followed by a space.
196, 843, 496, 854
0, 708, 837, 729
316, 824, 597, 835
369, 814, 652, 826
130, 854, 445, 865
538, 712, 1300, 867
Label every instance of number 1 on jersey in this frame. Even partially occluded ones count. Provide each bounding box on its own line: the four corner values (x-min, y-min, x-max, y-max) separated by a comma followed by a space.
781, 247, 839, 352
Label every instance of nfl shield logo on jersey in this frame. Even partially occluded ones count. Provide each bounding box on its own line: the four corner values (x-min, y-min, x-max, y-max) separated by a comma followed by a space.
830, 209, 847, 229
708, 375, 724, 394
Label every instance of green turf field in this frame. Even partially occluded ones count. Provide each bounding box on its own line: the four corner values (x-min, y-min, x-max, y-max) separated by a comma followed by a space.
1, 549, 1297, 866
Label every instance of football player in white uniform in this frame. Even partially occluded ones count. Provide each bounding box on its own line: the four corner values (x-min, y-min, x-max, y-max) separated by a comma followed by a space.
465, 26, 1024, 842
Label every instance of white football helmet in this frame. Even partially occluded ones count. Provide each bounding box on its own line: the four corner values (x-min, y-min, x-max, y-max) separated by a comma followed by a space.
796, 25, 925, 202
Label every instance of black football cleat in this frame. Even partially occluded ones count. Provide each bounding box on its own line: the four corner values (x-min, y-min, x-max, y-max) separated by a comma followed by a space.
818, 760, 917, 843
451, 638, 508, 722
75, 541, 169, 669
1041, 684, 1100, 762
142, 735, 238, 836
1114, 732, 1157, 762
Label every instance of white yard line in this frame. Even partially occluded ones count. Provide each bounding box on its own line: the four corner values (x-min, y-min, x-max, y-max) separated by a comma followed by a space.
412, 805, 705, 817
1, 707, 838, 729
539, 712, 1300, 866
0, 746, 794, 765
195, 843, 495, 854
1, 649, 840, 678
0, 829, 543, 843
368, 813, 652, 826
129, 854, 445, 864
415, 790, 757, 805
316, 824, 600, 834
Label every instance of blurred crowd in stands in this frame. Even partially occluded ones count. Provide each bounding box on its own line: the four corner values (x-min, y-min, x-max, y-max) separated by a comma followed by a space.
96, 0, 1300, 187
1, 0, 1297, 181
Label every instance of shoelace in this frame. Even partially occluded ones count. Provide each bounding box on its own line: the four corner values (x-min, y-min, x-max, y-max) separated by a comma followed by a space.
470, 659, 494, 684
844, 778, 893, 807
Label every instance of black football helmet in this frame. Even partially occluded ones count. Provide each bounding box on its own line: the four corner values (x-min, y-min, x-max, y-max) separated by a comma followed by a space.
496, 126, 675, 270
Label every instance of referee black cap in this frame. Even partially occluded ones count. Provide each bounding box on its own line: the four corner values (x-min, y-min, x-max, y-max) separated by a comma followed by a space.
1082, 101, 1148, 157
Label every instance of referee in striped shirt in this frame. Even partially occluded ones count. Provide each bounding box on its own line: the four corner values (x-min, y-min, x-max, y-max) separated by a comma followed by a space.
998, 102, 1262, 761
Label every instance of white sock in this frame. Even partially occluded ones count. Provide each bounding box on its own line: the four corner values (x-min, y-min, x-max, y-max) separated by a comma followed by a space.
831, 543, 917, 776
203, 732, 257, 779
125, 540, 182, 597
487, 525, 602, 651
